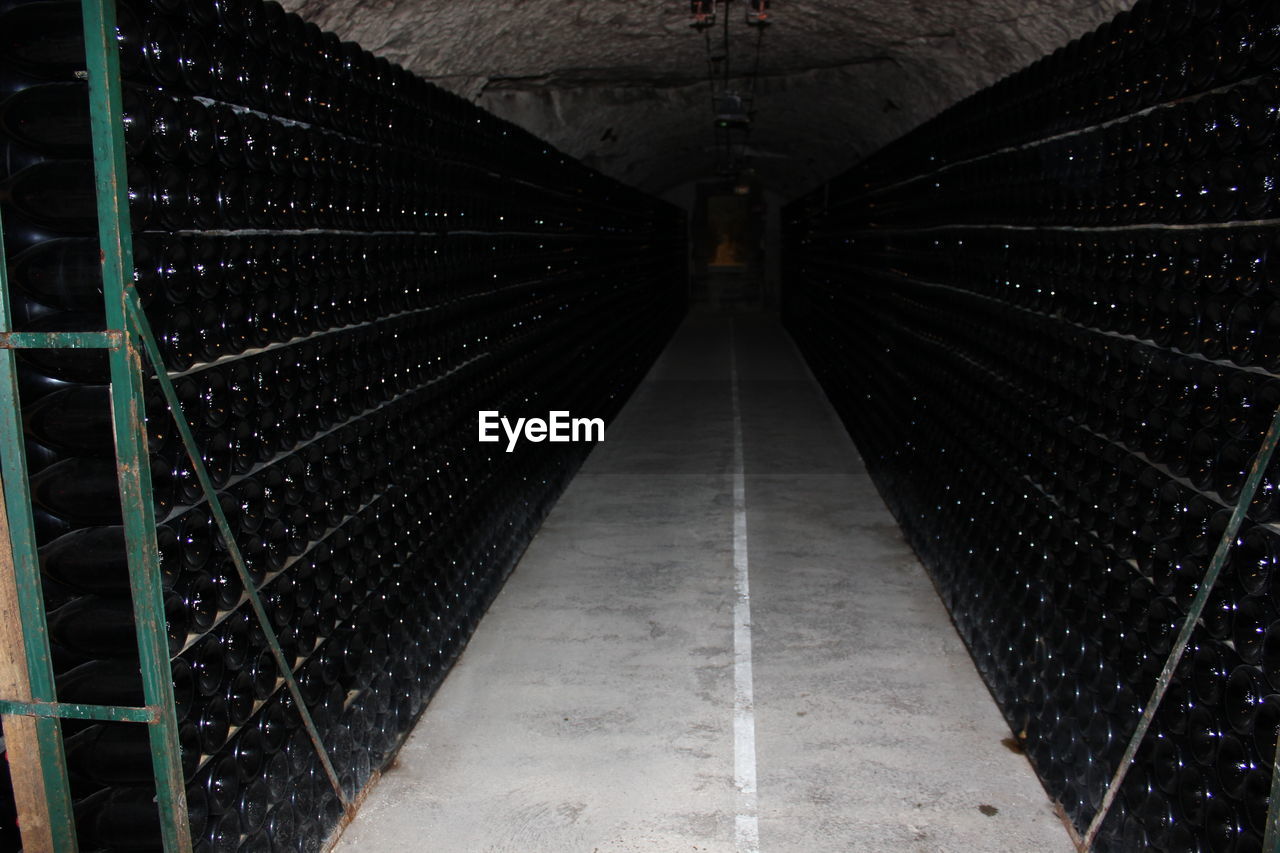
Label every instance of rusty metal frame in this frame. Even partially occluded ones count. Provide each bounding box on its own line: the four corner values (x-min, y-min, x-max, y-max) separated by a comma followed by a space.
0, 0, 192, 849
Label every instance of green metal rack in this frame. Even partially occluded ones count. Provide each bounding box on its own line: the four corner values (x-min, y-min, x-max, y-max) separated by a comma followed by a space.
0, 0, 189, 847
0, 1, 351, 850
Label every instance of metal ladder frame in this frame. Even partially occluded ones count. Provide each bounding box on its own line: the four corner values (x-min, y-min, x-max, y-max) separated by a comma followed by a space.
0, 2, 350, 849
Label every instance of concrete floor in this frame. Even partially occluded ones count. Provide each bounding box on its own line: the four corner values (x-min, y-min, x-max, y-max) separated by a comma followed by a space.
332, 312, 1074, 853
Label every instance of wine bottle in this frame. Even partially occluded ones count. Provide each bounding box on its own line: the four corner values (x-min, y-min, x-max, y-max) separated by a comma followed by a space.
236, 777, 271, 838
1232, 596, 1276, 664
29, 456, 173, 541
73, 785, 162, 850
247, 644, 279, 701
0, 1, 142, 80
262, 803, 297, 853
46, 591, 188, 658
6, 238, 110, 317
232, 725, 265, 784
56, 657, 194, 717
39, 524, 179, 595
262, 745, 290, 802
1224, 664, 1268, 735
219, 608, 252, 671
0, 82, 90, 155
200, 753, 240, 817
238, 827, 271, 853
225, 669, 256, 728
255, 696, 289, 753
0, 160, 98, 233
63, 719, 200, 784
22, 383, 115, 454
196, 693, 231, 755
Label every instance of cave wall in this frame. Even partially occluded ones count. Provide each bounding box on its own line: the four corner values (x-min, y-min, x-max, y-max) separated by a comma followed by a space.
280, 0, 1134, 197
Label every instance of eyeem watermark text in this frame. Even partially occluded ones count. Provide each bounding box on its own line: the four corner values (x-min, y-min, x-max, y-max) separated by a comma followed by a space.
478, 410, 604, 452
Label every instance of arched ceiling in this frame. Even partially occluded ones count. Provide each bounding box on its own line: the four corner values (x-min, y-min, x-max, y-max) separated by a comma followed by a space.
281, 0, 1133, 198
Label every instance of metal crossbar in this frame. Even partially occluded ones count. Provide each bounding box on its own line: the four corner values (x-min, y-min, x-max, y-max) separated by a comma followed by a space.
1080, 407, 1280, 849
0, 331, 123, 350
127, 297, 352, 812
0, 700, 158, 724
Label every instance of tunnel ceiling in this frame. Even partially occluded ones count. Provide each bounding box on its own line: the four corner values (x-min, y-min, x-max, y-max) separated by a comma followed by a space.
281, 0, 1132, 198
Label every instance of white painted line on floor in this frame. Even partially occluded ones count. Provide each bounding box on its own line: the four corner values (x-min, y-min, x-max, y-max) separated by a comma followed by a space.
729, 323, 760, 853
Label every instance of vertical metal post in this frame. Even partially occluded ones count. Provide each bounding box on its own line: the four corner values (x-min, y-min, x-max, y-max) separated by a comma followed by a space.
0, 204, 78, 852
80, 0, 192, 849
1267, 728, 1280, 853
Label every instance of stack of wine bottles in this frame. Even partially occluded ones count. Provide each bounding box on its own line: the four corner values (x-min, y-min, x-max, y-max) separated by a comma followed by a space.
785, 0, 1279, 850
0, 0, 686, 849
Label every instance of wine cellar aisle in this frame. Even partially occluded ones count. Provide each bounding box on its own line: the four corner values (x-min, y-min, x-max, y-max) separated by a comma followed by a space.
329, 312, 1073, 853
5, 0, 1280, 850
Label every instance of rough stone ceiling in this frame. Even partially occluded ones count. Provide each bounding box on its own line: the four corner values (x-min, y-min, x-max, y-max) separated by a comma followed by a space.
281, 0, 1133, 198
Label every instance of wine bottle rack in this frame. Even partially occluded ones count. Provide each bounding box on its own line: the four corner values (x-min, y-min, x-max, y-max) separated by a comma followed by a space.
0, 1, 686, 851
784, 1, 1280, 851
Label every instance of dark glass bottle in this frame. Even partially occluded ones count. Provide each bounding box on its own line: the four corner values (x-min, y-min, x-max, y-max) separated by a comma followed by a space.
200, 753, 241, 817
225, 669, 256, 727
196, 693, 231, 755
22, 383, 115, 454
204, 809, 241, 853
57, 657, 194, 718
263, 803, 297, 853
46, 591, 188, 657
39, 524, 179, 595
188, 632, 227, 699
64, 719, 200, 784
0, 1, 142, 80
1215, 733, 1260, 800
0, 82, 148, 156
1252, 693, 1280, 758
1229, 639, 1268, 718
1233, 596, 1276, 664
247, 645, 279, 701
29, 455, 174, 527
0, 82, 90, 156
174, 569, 218, 636
0, 160, 98, 232
74, 786, 162, 849
29, 457, 173, 541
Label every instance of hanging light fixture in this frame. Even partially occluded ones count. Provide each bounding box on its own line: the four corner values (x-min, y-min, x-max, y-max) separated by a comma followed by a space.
690, 0, 716, 29
714, 92, 751, 130
688, 0, 775, 176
